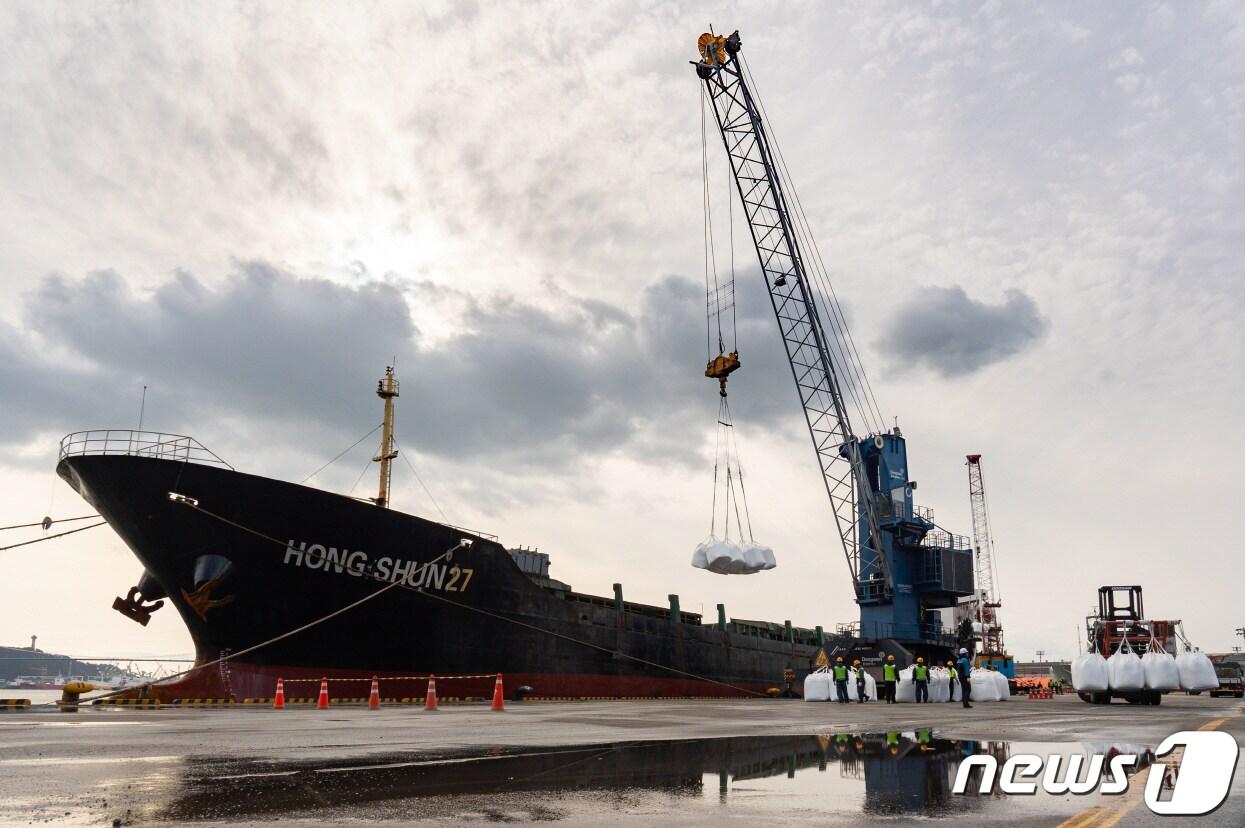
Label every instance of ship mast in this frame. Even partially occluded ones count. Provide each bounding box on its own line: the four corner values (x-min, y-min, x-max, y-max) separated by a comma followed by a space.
373, 366, 400, 508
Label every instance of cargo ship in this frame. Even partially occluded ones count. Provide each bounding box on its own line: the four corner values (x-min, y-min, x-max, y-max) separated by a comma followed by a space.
57, 369, 827, 702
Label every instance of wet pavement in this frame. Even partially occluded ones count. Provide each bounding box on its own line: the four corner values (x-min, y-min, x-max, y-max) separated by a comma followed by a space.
1, 694, 1241, 825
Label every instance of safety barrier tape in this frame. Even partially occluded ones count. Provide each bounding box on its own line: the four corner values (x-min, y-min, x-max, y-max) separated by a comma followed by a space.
1, 699, 31, 709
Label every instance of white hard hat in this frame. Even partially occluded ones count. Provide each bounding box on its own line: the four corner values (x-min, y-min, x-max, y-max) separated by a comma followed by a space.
959, 648, 968, 655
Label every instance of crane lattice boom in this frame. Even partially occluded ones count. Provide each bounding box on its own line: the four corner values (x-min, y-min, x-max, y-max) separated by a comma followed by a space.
695, 31, 889, 598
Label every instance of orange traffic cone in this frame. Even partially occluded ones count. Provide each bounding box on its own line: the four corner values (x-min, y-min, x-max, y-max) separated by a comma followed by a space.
368, 676, 381, 710
424, 674, 438, 711
317, 676, 330, 709
490, 673, 505, 712
273, 678, 286, 709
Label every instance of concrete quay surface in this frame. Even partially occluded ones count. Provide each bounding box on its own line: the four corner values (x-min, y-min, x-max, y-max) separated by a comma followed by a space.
1, 694, 1241, 827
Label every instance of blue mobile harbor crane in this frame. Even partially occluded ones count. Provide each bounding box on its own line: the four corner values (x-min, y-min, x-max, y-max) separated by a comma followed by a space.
694, 31, 976, 667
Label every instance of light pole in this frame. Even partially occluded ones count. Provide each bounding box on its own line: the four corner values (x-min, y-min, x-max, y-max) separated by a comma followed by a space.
1036, 649, 1046, 663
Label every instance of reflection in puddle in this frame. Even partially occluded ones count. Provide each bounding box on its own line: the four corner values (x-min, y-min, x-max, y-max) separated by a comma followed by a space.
160, 732, 1155, 823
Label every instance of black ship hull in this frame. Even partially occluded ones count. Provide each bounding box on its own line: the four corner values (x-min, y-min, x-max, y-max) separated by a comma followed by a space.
59, 452, 823, 701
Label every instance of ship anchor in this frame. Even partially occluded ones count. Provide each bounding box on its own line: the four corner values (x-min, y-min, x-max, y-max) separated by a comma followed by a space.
112, 586, 165, 626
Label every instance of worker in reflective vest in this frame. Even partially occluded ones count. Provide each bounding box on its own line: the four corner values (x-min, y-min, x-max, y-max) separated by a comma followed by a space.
946, 661, 958, 702
832, 657, 849, 704
956, 648, 973, 708
913, 657, 929, 703
853, 659, 867, 703
882, 655, 898, 704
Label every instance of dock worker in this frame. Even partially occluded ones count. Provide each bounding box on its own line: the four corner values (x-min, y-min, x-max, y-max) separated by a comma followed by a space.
946, 661, 957, 702
956, 648, 973, 709
833, 656, 850, 704
882, 654, 898, 704
853, 659, 868, 703
913, 657, 929, 703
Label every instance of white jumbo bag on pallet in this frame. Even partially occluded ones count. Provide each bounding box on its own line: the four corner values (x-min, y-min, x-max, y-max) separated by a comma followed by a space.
803, 668, 833, 702
1107, 640, 1144, 691
1141, 637, 1180, 691
893, 667, 916, 703
1072, 652, 1109, 692
1176, 645, 1219, 692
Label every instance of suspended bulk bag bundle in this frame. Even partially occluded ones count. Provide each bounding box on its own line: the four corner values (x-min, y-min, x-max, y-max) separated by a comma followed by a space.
1141, 637, 1180, 692
803, 667, 833, 702
893, 667, 916, 703
1107, 640, 1144, 691
1071, 652, 1109, 692
1176, 644, 1219, 692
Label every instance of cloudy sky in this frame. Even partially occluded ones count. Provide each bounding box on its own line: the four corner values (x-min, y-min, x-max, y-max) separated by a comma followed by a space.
2, 1, 1242, 666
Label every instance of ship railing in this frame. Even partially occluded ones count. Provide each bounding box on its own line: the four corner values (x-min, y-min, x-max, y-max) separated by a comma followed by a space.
59, 430, 233, 470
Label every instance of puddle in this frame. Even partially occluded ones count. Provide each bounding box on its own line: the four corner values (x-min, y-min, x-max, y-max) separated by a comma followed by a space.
150, 733, 1157, 824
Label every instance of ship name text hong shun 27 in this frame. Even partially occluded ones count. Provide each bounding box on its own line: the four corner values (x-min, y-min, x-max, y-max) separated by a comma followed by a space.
283, 539, 475, 592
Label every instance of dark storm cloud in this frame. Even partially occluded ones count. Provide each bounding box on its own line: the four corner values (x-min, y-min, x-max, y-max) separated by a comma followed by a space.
3, 263, 800, 474
878, 285, 1047, 377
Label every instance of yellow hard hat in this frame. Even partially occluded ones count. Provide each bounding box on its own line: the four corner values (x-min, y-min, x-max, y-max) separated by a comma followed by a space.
947, 661, 954, 666
836, 656, 843, 662
887, 654, 895, 661
916, 657, 924, 663
852, 659, 861, 665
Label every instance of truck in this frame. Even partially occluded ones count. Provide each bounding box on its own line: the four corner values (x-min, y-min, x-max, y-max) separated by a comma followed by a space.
1077, 585, 1181, 706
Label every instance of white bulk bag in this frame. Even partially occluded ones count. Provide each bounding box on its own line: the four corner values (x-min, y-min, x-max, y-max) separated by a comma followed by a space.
1072, 652, 1109, 692
969, 668, 1001, 701
849, 667, 876, 702
928, 667, 948, 702
1141, 639, 1180, 691
993, 671, 1010, 700
1176, 646, 1219, 692
1107, 640, 1144, 691
706, 539, 742, 574
740, 541, 777, 571
803, 668, 832, 702
894, 666, 916, 703
690, 538, 712, 569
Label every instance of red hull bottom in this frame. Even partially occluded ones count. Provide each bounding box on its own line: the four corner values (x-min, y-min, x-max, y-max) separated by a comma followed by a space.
116, 662, 773, 702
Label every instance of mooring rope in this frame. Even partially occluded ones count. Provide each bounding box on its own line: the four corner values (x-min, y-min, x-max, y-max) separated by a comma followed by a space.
0, 521, 106, 552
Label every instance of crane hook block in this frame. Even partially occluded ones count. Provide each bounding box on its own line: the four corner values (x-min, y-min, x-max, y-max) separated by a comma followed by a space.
705, 351, 741, 396
698, 33, 728, 66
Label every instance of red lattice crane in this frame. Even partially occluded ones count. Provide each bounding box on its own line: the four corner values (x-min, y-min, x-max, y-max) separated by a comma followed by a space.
966, 454, 1006, 659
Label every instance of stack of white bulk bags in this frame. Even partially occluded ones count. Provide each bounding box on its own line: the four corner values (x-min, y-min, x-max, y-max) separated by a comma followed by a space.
1176, 645, 1219, 692
1141, 639, 1180, 692
1107, 640, 1144, 691
691, 537, 777, 575
849, 666, 877, 701
928, 667, 949, 702
1072, 652, 1109, 692
803, 668, 833, 702
894, 666, 916, 703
